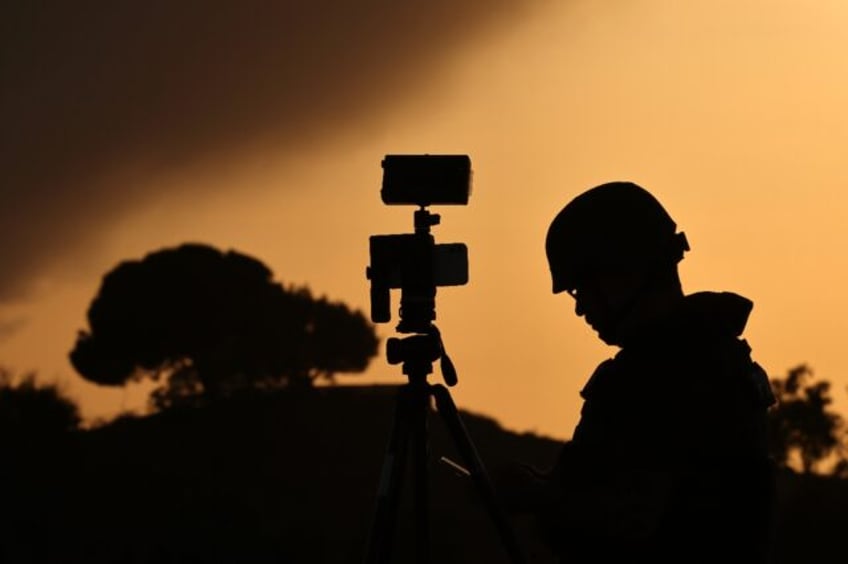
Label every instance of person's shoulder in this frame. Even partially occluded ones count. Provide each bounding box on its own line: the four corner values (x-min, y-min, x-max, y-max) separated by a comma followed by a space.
677, 291, 753, 338
579, 358, 618, 401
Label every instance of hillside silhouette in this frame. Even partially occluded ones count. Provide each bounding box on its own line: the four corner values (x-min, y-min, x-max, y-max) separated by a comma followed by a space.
2, 386, 561, 563
1, 385, 846, 563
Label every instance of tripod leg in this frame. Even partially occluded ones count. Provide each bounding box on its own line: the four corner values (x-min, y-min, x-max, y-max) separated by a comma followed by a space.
430, 384, 528, 564
409, 380, 432, 564
363, 385, 412, 564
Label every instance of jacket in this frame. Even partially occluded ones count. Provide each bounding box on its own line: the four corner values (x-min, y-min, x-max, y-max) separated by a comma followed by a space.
539, 292, 776, 563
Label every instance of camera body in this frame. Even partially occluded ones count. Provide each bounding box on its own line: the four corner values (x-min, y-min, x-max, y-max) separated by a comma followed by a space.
367, 154, 471, 332
368, 234, 468, 324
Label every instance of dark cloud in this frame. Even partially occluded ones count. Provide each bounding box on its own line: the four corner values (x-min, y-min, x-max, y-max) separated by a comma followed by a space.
0, 317, 27, 343
0, 1, 539, 301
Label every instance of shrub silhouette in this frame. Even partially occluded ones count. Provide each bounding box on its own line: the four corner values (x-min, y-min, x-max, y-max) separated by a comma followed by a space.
0, 368, 80, 436
769, 365, 847, 475
70, 243, 379, 409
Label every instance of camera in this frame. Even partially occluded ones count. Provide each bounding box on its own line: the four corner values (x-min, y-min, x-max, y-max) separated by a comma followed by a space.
368, 235, 468, 324
367, 154, 471, 333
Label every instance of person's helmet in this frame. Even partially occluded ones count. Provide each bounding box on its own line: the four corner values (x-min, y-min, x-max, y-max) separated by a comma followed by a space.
545, 181, 689, 294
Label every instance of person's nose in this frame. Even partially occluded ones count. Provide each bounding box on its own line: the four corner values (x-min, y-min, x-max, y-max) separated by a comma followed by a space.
572, 291, 585, 317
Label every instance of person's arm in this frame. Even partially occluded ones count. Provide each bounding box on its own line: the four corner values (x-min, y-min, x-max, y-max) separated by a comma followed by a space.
492, 459, 561, 514
538, 440, 677, 547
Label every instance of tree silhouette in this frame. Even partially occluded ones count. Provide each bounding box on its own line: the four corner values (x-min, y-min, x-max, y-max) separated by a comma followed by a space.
0, 368, 81, 436
768, 365, 847, 475
69, 243, 379, 409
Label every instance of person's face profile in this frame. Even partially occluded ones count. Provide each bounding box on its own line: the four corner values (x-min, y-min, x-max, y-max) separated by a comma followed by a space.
568, 277, 615, 344
567, 270, 642, 345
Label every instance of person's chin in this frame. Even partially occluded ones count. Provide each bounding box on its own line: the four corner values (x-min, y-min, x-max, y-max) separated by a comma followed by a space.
594, 325, 621, 346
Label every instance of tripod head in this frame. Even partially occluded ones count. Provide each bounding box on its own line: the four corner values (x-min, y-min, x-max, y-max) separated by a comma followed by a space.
366, 155, 471, 386
385, 325, 458, 386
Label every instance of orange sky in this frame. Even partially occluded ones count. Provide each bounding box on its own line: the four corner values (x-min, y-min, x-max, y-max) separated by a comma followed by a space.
3, 1, 848, 440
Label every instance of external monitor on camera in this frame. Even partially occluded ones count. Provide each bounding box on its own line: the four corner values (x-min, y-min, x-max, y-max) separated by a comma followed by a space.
381, 154, 472, 206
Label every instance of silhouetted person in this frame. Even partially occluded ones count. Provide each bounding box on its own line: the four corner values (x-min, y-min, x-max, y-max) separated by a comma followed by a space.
498, 182, 776, 563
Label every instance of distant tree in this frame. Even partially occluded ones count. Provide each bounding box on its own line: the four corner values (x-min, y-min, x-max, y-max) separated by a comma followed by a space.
768, 365, 848, 475
0, 368, 81, 436
69, 243, 379, 409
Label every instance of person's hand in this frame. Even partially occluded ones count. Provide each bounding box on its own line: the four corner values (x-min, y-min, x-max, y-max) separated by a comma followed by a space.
491, 460, 554, 514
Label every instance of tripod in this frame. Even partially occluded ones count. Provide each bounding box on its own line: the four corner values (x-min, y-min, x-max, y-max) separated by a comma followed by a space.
362, 328, 527, 564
